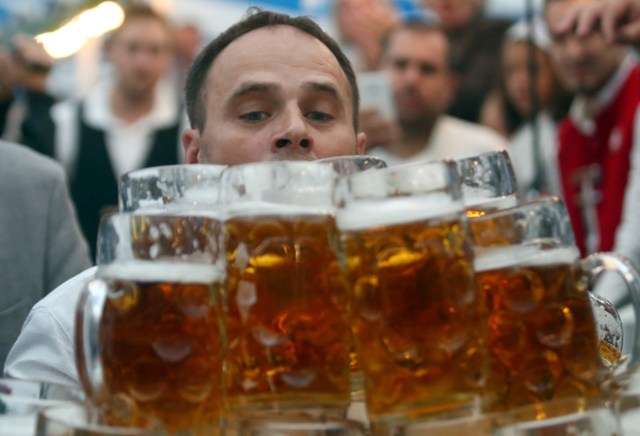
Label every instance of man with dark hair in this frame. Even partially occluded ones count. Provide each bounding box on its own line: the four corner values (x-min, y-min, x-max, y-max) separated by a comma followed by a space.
181, 8, 365, 165
5, 8, 367, 388
365, 20, 506, 166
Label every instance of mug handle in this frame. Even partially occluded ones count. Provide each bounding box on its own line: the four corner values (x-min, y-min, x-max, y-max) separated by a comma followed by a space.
582, 252, 640, 368
588, 292, 624, 367
75, 278, 109, 402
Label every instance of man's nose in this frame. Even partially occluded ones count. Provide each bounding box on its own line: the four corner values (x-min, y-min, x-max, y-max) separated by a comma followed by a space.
564, 36, 587, 61
272, 110, 314, 152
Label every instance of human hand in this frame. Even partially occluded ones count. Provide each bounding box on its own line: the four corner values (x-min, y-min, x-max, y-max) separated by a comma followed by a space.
9, 35, 52, 91
554, 0, 640, 48
359, 107, 401, 150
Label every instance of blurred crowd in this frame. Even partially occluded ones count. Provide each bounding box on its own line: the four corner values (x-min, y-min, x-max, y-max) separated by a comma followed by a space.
1, 0, 640, 368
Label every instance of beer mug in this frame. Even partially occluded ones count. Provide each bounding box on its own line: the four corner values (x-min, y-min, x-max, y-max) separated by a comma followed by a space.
456, 151, 626, 366
334, 160, 484, 422
316, 155, 387, 176
75, 213, 225, 434
472, 197, 640, 412
220, 161, 351, 413
119, 164, 226, 212
317, 155, 387, 401
0, 378, 84, 436
455, 149, 518, 217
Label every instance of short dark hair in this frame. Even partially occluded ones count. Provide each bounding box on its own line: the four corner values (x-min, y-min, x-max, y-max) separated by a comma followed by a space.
380, 20, 453, 70
106, 4, 174, 48
184, 8, 359, 132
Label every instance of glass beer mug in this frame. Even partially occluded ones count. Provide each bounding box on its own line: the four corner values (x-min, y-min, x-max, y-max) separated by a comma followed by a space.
455, 149, 518, 217
333, 160, 484, 422
75, 213, 225, 434
471, 197, 640, 412
456, 150, 627, 367
316, 155, 387, 176
119, 164, 226, 212
219, 161, 351, 414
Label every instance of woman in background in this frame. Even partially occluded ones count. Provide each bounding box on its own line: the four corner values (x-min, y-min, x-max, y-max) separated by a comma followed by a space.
483, 18, 572, 197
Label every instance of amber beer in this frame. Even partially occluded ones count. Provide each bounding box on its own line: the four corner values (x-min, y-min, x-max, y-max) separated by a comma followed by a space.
223, 212, 351, 410
338, 200, 486, 421
475, 245, 604, 411
97, 261, 224, 434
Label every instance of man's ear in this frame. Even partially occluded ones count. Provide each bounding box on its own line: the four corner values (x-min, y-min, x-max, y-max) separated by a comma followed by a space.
182, 128, 202, 163
356, 132, 367, 155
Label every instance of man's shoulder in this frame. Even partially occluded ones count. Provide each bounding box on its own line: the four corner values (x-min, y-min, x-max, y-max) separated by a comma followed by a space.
32, 266, 97, 314
438, 116, 507, 147
0, 140, 66, 183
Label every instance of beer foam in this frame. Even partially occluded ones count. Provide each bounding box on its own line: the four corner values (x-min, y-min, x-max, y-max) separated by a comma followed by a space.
225, 201, 333, 218
474, 245, 580, 273
464, 194, 517, 210
97, 261, 223, 284
336, 194, 463, 231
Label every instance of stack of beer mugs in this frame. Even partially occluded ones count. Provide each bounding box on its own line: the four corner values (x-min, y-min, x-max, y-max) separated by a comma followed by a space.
63, 154, 640, 435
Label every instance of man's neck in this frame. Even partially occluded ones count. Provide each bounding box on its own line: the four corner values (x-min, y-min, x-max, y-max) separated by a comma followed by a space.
110, 85, 155, 124
386, 117, 437, 159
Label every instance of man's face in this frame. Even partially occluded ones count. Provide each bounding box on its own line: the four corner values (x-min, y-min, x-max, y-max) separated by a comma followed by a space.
183, 26, 365, 165
383, 28, 454, 126
422, 0, 477, 31
108, 17, 174, 99
545, 0, 626, 95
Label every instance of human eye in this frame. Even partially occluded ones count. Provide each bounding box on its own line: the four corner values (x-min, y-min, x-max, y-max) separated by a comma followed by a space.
393, 59, 408, 71
306, 111, 334, 123
239, 111, 269, 123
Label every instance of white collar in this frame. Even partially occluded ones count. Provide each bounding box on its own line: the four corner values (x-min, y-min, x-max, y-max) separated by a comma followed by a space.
83, 76, 179, 130
569, 53, 636, 135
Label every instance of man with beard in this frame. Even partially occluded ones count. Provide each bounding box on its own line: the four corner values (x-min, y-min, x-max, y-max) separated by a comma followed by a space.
545, 0, 638, 257
367, 20, 506, 167
545, 0, 640, 356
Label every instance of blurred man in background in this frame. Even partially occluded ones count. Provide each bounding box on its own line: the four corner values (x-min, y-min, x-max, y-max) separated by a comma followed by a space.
51, 4, 182, 257
546, 0, 640, 355
365, 20, 506, 166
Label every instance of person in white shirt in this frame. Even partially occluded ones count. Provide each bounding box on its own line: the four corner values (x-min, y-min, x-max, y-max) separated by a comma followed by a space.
53, 4, 183, 258
363, 19, 507, 166
4, 8, 366, 388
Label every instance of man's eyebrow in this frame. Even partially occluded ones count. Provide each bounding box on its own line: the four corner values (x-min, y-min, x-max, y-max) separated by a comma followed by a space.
226, 82, 278, 105
301, 81, 344, 104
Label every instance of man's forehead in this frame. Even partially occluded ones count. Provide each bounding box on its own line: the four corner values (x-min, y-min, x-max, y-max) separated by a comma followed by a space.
388, 28, 447, 56
214, 26, 332, 68
208, 25, 350, 100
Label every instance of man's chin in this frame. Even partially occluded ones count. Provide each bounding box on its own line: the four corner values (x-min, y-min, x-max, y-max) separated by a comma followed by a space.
575, 84, 600, 97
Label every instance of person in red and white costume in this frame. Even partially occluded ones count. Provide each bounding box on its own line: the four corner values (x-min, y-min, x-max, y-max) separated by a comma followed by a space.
546, 0, 640, 355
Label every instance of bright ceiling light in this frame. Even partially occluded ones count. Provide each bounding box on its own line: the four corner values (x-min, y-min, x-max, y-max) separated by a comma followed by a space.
35, 1, 125, 59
